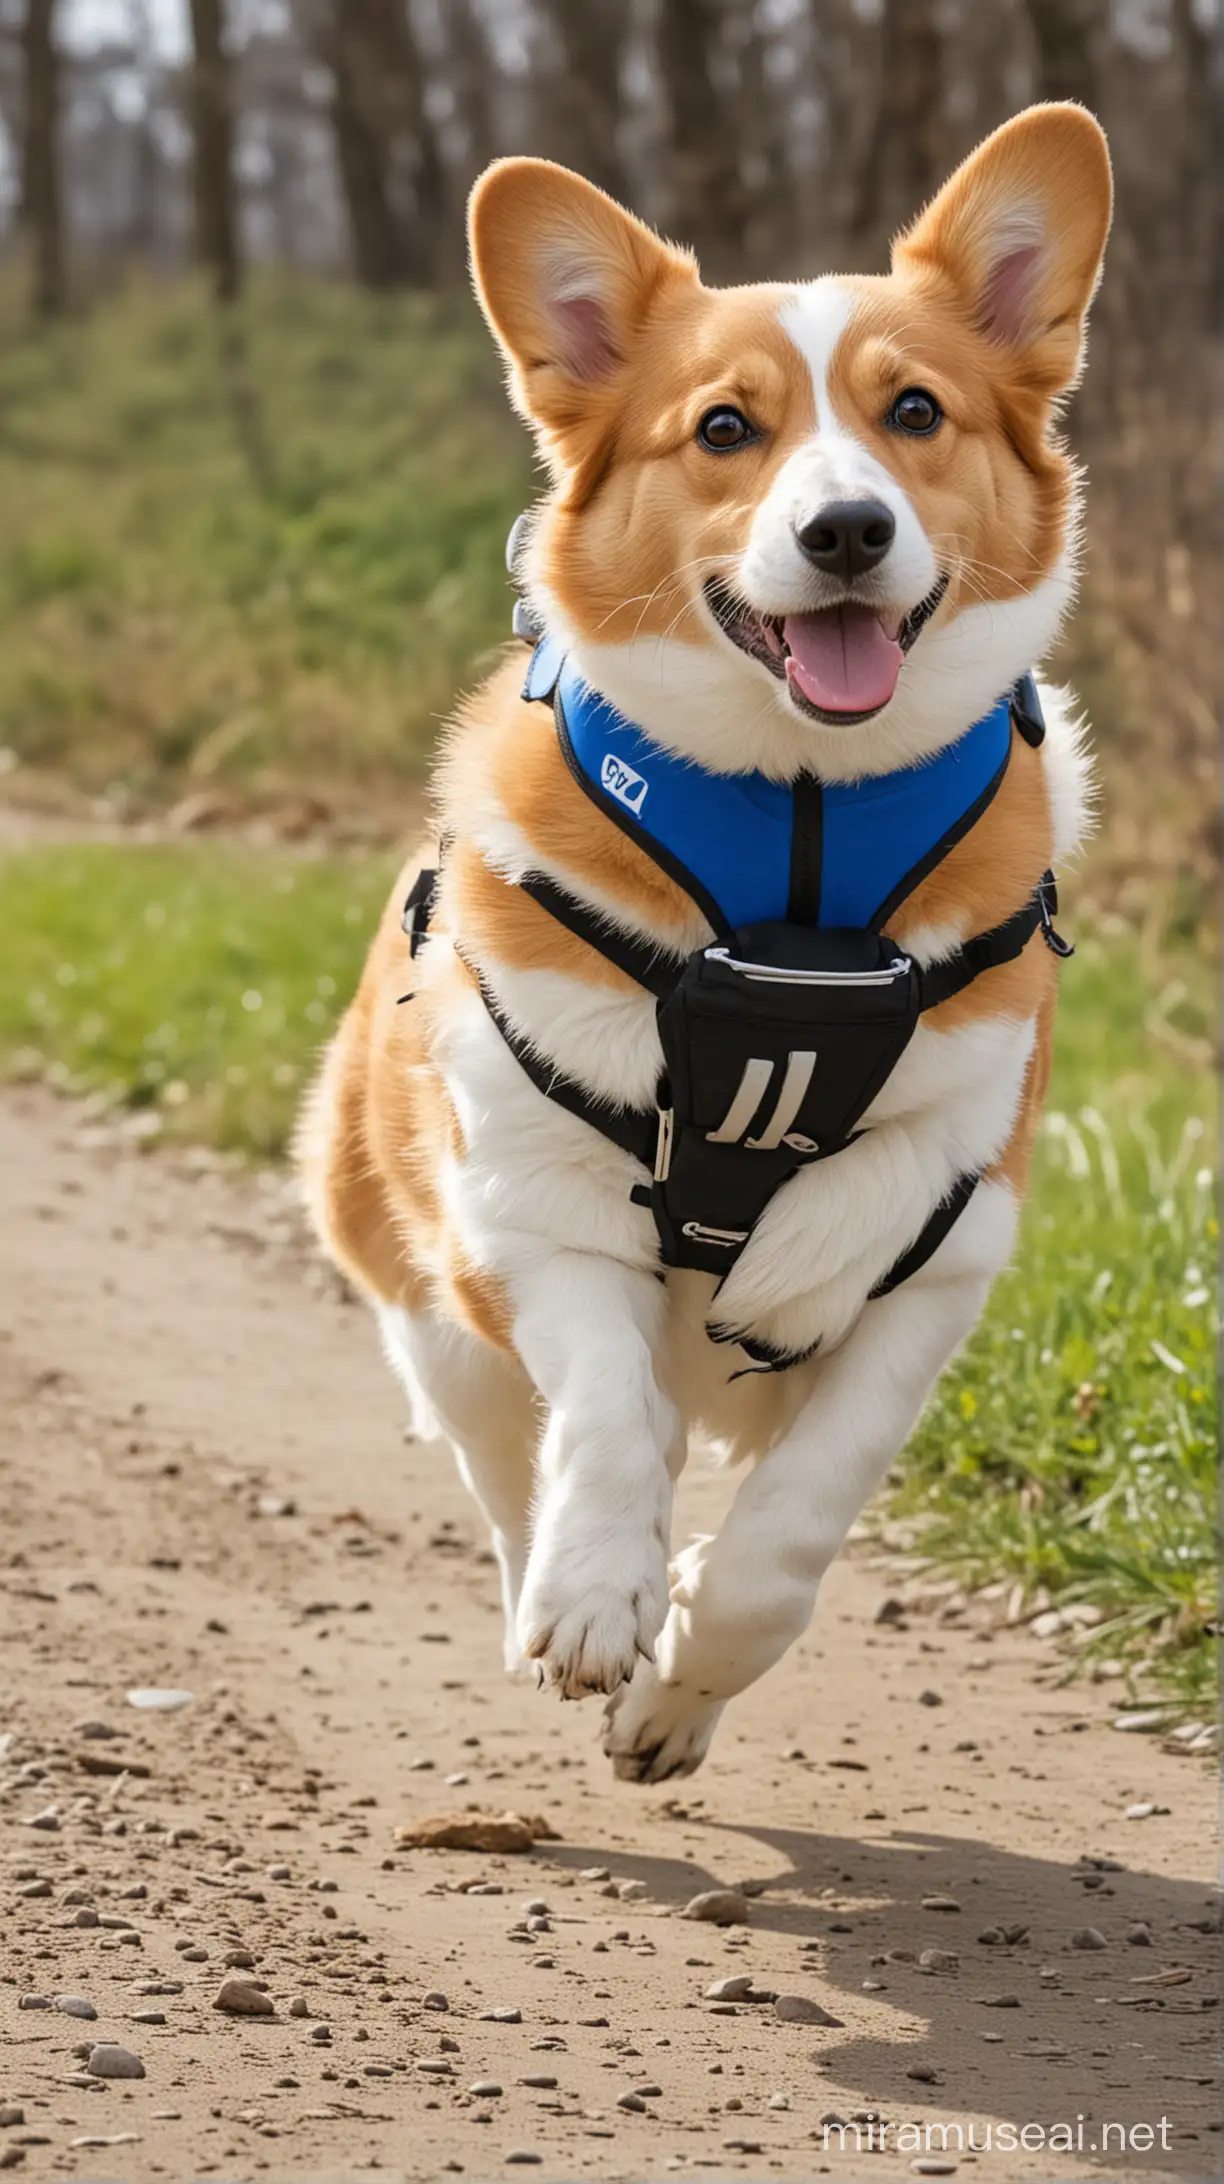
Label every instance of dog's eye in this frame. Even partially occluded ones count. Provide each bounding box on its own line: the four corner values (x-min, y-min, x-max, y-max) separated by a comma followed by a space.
698, 406, 756, 452
888, 388, 943, 436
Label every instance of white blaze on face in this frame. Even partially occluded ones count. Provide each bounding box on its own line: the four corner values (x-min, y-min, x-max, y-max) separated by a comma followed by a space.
737, 278, 940, 718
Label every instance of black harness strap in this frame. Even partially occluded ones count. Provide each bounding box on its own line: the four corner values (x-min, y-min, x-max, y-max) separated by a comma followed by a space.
868, 1170, 981, 1298
516, 871, 683, 1000
475, 970, 657, 1169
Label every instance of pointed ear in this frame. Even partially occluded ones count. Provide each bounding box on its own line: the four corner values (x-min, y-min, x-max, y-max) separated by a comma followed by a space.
468, 158, 697, 450
892, 105, 1113, 398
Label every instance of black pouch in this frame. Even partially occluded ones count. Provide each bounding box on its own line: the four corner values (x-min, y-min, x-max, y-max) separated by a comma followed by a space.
649, 921, 920, 1274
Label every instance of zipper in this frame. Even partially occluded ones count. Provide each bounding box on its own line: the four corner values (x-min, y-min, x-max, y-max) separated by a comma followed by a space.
704, 947, 911, 987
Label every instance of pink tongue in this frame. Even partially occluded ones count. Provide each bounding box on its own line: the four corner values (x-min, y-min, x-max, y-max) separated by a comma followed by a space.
782, 605, 903, 715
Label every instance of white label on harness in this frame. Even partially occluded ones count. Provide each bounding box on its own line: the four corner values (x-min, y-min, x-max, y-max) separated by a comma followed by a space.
600, 751, 648, 816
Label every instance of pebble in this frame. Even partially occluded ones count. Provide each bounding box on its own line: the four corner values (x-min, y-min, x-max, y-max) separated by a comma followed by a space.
423, 1991, 449, 2011
906, 2062, 940, 2083
0, 2112, 24, 2130
774, 1994, 844, 2026
723, 2137, 763, 2155
86, 2044, 145, 2080
768, 2094, 790, 2111
22, 1807, 59, 1831
918, 1949, 959, 1973
17, 1880, 52, 1900
224, 1949, 256, 1970
580, 1867, 610, 1881
72, 1909, 100, 1929
1127, 1922, 1153, 1946
520, 2073, 558, 2089
310, 2026, 332, 2044
618, 2092, 646, 2112
55, 1997, 98, 2020
681, 1889, 748, 1926
705, 1975, 754, 2001
1070, 1927, 1107, 1951
920, 1895, 961, 1912
289, 1996, 310, 2018
75, 1720, 119, 1739
505, 2154, 542, 2166
18, 1996, 51, 2011
617, 1880, 647, 1901
134, 1981, 183, 1996
213, 1976, 275, 2017
911, 2163, 958, 2177
468, 2081, 503, 2097
480, 2006, 522, 2023
126, 1688, 195, 1711
132, 2012, 166, 2026
977, 1994, 1021, 2008
1125, 1802, 1166, 1821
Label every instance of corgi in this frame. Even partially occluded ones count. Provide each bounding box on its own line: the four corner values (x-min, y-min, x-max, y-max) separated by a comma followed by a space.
299, 105, 1111, 1783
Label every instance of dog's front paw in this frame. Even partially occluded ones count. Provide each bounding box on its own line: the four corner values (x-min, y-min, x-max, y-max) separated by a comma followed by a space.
602, 1665, 724, 1783
517, 1540, 670, 1701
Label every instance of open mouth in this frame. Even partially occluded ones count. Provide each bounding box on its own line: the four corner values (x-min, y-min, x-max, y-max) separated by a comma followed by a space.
703, 573, 949, 724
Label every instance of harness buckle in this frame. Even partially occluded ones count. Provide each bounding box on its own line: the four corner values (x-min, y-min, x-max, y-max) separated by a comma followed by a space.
1037, 870, 1074, 958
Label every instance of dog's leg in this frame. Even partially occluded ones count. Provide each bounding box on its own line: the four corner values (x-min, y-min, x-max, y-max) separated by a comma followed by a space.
511, 1251, 682, 1702
377, 1305, 537, 1670
605, 1184, 1015, 1781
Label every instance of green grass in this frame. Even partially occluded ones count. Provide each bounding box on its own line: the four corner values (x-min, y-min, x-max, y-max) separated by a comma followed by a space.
0, 274, 533, 803
0, 838, 1215, 1710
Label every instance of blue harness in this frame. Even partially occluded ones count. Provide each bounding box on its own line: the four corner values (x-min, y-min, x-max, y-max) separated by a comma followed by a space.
526, 635, 1019, 935
405, 633, 1065, 1371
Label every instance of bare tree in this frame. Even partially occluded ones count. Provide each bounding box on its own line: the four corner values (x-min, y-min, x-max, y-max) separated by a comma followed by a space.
1024, 0, 1106, 108
22, 0, 65, 317
532, 0, 630, 202
656, 0, 746, 271
188, 0, 242, 301
853, 0, 944, 248
302, 0, 446, 288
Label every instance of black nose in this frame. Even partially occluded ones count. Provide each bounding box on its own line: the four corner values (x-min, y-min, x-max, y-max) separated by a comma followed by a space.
795, 499, 896, 580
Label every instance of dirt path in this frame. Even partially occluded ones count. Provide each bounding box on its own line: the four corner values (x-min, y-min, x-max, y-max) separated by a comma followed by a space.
0, 1084, 1217, 2184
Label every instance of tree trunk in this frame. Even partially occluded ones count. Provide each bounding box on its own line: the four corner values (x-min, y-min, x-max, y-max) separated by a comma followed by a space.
188, 0, 242, 302
1024, 0, 1105, 108
534, 0, 630, 203
22, 0, 65, 319
853, 0, 944, 251
307, 0, 445, 289
656, 0, 745, 272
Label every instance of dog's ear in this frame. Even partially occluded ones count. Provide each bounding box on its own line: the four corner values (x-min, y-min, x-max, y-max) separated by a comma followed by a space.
468, 159, 697, 471
892, 104, 1112, 399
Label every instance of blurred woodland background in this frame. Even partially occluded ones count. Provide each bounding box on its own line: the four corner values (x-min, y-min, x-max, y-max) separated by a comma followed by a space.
0, 0, 1218, 883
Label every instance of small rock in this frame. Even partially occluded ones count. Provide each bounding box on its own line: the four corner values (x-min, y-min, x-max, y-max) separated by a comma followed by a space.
1127, 1923, 1153, 1947
132, 2012, 166, 2026
580, 1867, 610, 1881
16, 1880, 52, 1901
774, 1995, 843, 2026
768, 2093, 790, 2111
1125, 1802, 1167, 1821
705, 1975, 755, 2001
920, 1895, 961, 1912
911, 2163, 958, 2177
681, 1890, 749, 1926
977, 1994, 1021, 2008
289, 1996, 310, 2018
224, 1949, 256, 1970
505, 2153, 543, 2166
55, 1997, 97, 2020
519, 2074, 557, 2090
918, 1950, 958, 1974
618, 2092, 646, 2112
723, 2138, 763, 2155
468, 2081, 503, 2097
906, 2062, 941, 2083
917, 1689, 944, 1707
310, 2025, 331, 2044
1070, 1927, 1108, 1951
617, 1879, 647, 1901
18, 1996, 51, 2012
213, 1976, 275, 2017
394, 1810, 557, 1853
125, 1688, 195, 1711
0, 2112, 25, 2130
21, 1807, 59, 1831
86, 2045, 145, 2080
75, 1720, 118, 1740
134, 1981, 183, 1996
423, 1991, 449, 2011
480, 2006, 523, 2023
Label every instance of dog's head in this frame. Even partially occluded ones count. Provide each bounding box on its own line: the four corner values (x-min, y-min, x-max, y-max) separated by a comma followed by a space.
470, 106, 1111, 782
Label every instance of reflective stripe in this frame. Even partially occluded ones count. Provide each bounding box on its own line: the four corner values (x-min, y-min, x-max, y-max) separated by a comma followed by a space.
747, 1050, 817, 1151
705, 1057, 775, 1144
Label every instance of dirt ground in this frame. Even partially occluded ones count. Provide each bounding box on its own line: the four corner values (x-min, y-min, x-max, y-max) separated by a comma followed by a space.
0, 1083, 1218, 2184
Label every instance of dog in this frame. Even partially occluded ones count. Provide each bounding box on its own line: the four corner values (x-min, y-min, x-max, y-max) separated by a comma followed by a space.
299, 104, 1111, 1783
